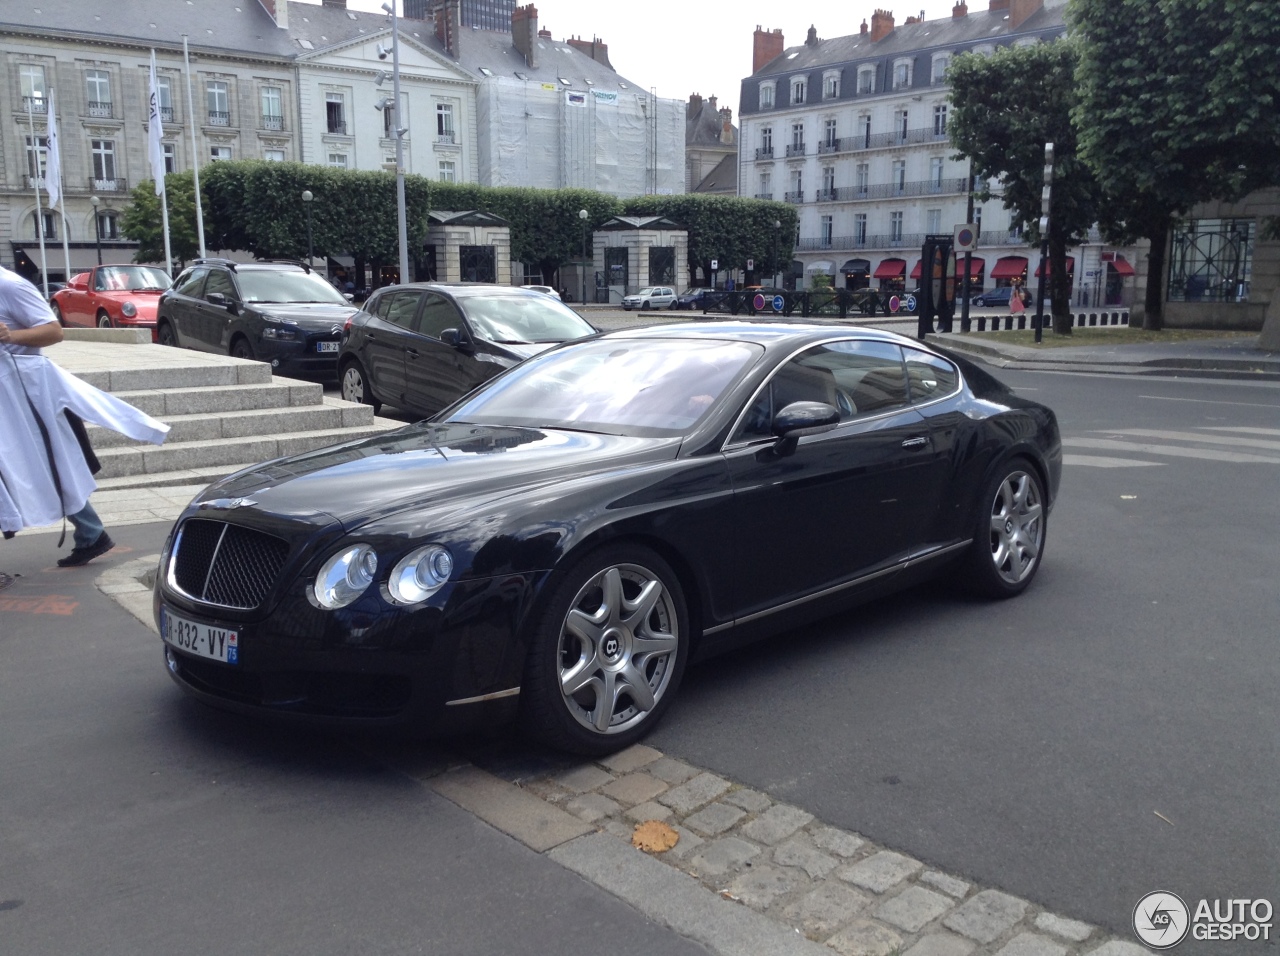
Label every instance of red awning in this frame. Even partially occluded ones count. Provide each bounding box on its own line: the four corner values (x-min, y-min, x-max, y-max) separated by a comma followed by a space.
873, 258, 906, 279
1110, 257, 1136, 276
990, 256, 1028, 280
1035, 256, 1076, 277
963, 257, 985, 276
909, 260, 922, 279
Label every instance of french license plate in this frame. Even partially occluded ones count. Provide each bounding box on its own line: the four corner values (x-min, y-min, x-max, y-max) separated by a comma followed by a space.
316, 341, 340, 353
160, 606, 239, 664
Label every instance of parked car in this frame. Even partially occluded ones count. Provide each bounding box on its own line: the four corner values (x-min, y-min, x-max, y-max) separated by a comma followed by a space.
520, 285, 561, 300
673, 287, 724, 311
338, 282, 596, 416
972, 286, 1023, 308
156, 259, 358, 374
155, 322, 1061, 755
621, 286, 677, 310
51, 265, 172, 340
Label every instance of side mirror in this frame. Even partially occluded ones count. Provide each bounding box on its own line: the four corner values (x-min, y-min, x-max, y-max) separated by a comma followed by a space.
344, 293, 355, 302
771, 401, 840, 456
206, 292, 228, 307
440, 327, 468, 350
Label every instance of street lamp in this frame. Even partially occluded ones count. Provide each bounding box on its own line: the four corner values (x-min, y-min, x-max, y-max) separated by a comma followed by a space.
379, 1, 410, 284
772, 219, 781, 289
301, 189, 314, 264
90, 195, 102, 265
579, 208, 589, 303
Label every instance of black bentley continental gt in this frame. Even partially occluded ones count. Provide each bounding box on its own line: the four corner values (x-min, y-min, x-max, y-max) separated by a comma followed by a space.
154, 323, 1061, 755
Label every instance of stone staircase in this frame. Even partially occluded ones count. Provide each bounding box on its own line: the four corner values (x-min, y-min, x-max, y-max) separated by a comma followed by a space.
54, 331, 402, 492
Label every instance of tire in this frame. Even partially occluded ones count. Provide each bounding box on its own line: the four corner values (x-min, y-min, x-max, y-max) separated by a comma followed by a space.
521, 543, 688, 756
230, 338, 255, 361
668, 299, 678, 310
97, 311, 112, 329
157, 321, 177, 347
641, 301, 650, 311
961, 458, 1046, 598
340, 359, 382, 414
51, 302, 65, 326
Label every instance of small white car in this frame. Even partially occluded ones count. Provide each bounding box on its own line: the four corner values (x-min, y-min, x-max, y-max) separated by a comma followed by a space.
621, 286, 677, 310
520, 285, 561, 299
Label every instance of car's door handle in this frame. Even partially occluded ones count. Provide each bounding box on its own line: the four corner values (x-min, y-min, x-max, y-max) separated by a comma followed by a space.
901, 436, 929, 448
405, 348, 419, 357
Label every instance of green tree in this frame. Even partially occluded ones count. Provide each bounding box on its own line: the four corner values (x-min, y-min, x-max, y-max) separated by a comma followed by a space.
120, 171, 202, 267
1070, 0, 1280, 328
948, 40, 1100, 334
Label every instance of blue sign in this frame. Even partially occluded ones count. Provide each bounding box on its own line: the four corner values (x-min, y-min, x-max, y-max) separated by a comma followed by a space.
904, 294, 917, 312
772, 295, 785, 312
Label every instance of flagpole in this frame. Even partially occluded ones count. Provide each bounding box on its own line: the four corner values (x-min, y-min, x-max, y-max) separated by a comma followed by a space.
51, 91, 73, 288
182, 35, 207, 257
160, 187, 173, 277
26, 100, 50, 299
149, 50, 173, 277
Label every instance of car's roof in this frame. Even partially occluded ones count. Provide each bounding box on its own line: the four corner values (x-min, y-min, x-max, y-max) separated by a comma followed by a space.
599, 321, 918, 349
375, 282, 546, 298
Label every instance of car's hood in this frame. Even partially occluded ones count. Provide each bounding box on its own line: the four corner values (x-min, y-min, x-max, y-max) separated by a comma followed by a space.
103, 291, 163, 320
196, 422, 682, 529
256, 303, 358, 329
497, 341, 557, 360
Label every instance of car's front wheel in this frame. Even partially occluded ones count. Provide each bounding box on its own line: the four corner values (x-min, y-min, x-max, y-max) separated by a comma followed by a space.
340, 359, 382, 414
962, 459, 1046, 598
97, 311, 112, 329
522, 544, 688, 755
157, 320, 177, 347
230, 337, 255, 361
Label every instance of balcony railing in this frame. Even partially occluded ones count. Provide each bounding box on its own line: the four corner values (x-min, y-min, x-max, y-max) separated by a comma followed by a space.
754, 193, 773, 200
208, 110, 230, 126
26, 175, 47, 190
818, 139, 843, 155
160, 106, 174, 123
437, 132, 456, 145
262, 114, 283, 130
326, 121, 348, 135
785, 143, 807, 158
90, 176, 128, 192
784, 190, 804, 204
796, 232, 925, 252
755, 146, 774, 160
807, 178, 969, 204
87, 101, 113, 118
22, 96, 47, 114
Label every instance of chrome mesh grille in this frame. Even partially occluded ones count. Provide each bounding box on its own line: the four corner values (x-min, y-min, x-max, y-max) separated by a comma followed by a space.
172, 518, 290, 610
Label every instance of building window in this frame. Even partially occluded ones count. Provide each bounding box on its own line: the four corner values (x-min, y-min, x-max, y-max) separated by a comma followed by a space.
1008, 212, 1023, 239
261, 86, 283, 130
21, 64, 47, 113
890, 211, 904, 242
787, 167, 803, 202
824, 118, 838, 149
24, 135, 48, 181
264, 149, 285, 162
328, 153, 348, 168
973, 44, 994, 57
759, 82, 775, 109
926, 209, 942, 234
790, 121, 804, 151
823, 72, 840, 99
893, 60, 913, 91
760, 126, 773, 155
973, 206, 982, 237
758, 171, 771, 199
857, 68, 875, 95
436, 102, 455, 143
930, 157, 945, 189
791, 77, 806, 105
855, 163, 869, 196
891, 159, 906, 193
822, 165, 835, 198
210, 146, 232, 161
859, 114, 872, 147
86, 70, 112, 116
156, 75, 173, 123
896, 110, 909, 141
821, 215, 834, 246
326, 93, 346, 135
163, 142, 177, 173
933, 104, 947, 136
32, 210, 57, 239
855, 213, 867, 244
91, 140, 117, 187
207, 80, 230, 125
438, 160, 456, 182
97, 211, 120, 241
932, 55, 950, 85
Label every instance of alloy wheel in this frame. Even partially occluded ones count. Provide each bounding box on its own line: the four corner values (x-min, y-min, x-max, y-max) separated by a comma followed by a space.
341, 364, 367, 404
988, 470, 1044, 585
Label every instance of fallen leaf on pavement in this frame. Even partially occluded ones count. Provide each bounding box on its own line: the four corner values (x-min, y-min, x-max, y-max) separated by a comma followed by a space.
632, 820, 679, 853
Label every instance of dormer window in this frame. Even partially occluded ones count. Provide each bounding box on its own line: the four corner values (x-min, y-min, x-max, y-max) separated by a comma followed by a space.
857, 67, 875, 95
931, 54, 950, 84
822, 70, 840, 99
759, 81, 776, 109
892, 59, 913, 90
791, 77, 807, 105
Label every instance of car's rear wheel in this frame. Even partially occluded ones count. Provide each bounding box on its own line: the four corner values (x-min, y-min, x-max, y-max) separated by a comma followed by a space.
51, 302, 65, 326
340, 359, 381, 414
97, 311, 112, 329
668, 299, 678, 310
157, 321, 177, 347
230, 337, 255, 361
522, 544, 688, 755
962, 459, 1046, 598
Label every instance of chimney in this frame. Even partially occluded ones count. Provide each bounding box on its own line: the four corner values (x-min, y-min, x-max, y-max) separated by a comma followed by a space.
538, 28, 551, 37
860, 18, 869, 34
256, 0, 288, 28
870, 9, 894, 42
321, 0, 346, 8
952, 1, 968, 16
752, 26, 785, 73
805, 24, 818, 47
988, 0, 1010, 11
512, 4, 538, 68
429, 0, 461, 56
905, 14, 920, 24
1009, 0, 1043, 28
719, 107, 734, 145
566, 34, 614, 69
687, 92, 703, 119
707, 95, 717, 112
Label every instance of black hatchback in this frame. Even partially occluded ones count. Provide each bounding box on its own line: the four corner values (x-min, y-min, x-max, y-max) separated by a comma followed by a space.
156, 259, 358, 374
337, 283, 596, 416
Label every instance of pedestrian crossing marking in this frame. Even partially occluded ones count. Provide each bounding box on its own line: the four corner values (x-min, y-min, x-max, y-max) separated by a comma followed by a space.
1100, 429, 1280, 452
1201, 426, 1280, 437
1062, 454, 1162, 468
1063, 437, 1280, 464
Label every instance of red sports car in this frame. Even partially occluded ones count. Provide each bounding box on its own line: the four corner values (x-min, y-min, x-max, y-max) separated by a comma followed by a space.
52, 264, 172, 340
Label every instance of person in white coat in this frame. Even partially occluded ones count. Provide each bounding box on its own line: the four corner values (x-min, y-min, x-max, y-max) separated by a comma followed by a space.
1, 263, 167, 565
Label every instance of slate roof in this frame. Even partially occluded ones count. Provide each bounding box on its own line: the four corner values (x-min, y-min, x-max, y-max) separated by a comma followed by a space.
686, 98, 736, 149
443, 25, 647, 92
692, 154, 738, 195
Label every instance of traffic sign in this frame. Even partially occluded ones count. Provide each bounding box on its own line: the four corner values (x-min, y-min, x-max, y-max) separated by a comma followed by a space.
772, 295, 785, 312
753, 293, 766, 310
954, 223, 977, 252
746, 258, 754, 271
711, 259, 719, 271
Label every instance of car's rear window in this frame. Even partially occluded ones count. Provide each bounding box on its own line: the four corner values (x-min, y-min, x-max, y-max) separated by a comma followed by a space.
236, 270, 349, 305
444, 338, 763, 436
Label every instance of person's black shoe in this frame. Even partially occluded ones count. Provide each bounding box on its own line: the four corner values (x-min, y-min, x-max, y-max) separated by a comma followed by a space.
57, 532, 115, 567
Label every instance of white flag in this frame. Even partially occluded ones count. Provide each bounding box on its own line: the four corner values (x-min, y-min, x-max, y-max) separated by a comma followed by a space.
148, 51, 167, 196
45, 90, 62, 209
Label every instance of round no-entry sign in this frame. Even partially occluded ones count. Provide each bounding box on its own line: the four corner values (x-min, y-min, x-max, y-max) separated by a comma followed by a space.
753, 293, 766, 310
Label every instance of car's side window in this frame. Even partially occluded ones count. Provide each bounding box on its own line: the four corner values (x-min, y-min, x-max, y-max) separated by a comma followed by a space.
903, 347, 959, 403
202, 270, 237, 302
416, 293, 461, 340
731, 340, 908, 443
173, 268, 208, 298
383, 291, 423, 329
365, 292, 392, 320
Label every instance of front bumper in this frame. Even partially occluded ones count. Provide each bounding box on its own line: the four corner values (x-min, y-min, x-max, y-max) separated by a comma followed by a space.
255, 333, 343, 374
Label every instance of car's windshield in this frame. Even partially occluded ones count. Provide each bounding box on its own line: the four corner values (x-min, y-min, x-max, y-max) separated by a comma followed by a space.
96, 266, 172, 292
637, 288, 658, 296
459, 293, 595, 344
444, 338, 763, 436
236, 270, 349, 304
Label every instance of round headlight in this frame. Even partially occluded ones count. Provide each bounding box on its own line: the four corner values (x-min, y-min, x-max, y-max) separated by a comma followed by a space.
313, 544, 377, 609
388, 545, 453, 605
121, 302, 138, 317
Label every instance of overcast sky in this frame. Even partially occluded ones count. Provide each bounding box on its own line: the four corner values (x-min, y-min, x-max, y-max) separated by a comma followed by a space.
342, 0, 966, 111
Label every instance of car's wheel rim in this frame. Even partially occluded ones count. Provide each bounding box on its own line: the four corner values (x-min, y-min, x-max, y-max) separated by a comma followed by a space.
558, 563, 678, 735
98, 316, 111, 328
988, 471, 1044, 585
341, 366, 365, 404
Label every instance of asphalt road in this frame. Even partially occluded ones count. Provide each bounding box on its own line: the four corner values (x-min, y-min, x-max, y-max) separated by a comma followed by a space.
0, 526, 708, 956
646, 369, 1280, 941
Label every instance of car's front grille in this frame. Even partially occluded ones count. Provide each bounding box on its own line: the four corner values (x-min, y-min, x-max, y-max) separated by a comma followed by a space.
171, 518, 290, 610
